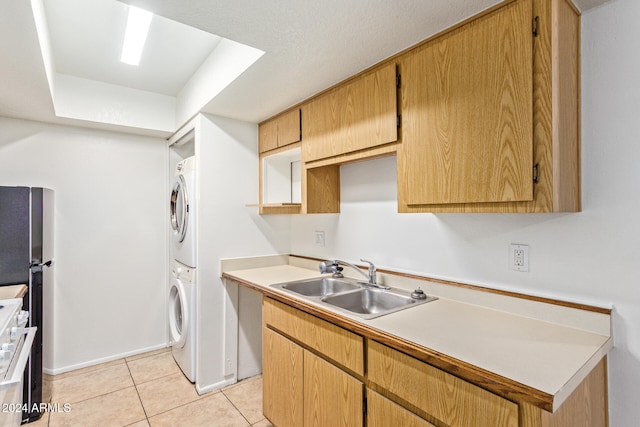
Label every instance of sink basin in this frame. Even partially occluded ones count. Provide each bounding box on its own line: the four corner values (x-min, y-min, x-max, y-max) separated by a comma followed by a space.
275, 277, 361, 297
271, 276, 436, 319
322, 288, 425, 319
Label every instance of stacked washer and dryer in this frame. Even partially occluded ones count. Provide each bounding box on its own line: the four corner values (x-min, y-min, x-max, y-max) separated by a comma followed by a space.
169, 156, 197, 382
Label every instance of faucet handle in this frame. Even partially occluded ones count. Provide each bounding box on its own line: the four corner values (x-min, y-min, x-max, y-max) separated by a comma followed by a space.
319, 260, 344, 278
319, 260, 336, 273
359, 259, 376, 283
360, 259, 375, 269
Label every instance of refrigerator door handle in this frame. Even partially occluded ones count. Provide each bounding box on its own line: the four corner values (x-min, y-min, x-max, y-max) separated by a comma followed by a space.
29, 260, 52, 273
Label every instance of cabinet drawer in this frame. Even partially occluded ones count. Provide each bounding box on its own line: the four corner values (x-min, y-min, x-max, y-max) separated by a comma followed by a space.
368, 340, 518, 427
263, 297, 364, 375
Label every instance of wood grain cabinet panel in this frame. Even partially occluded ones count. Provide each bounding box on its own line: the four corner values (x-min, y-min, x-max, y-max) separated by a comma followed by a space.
398, 0, 533, 206
258, 119, 278, 153
263, 297, 364, 375
398, 0, 580, 213
262, 327, 303, 427
367, 390, 435, 427
258, 108, 301, 154
277, 108, 302, 147
302, 62, 398, 163
263, 297, 365, 427
368, 340, 519, 427
303, 350, 363, 427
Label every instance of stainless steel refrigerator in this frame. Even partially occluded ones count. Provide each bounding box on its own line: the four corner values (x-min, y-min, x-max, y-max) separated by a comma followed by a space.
0, 186, 53, 423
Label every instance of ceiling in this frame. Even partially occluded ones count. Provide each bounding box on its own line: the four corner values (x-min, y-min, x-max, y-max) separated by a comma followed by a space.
46, 0, 222, 96
0, 0, 610, 138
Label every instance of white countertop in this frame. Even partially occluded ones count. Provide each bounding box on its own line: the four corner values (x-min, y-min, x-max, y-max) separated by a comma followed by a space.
222, 260, 612, 411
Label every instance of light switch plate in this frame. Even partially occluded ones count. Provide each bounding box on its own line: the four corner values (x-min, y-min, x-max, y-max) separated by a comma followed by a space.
315, 230, 325, 247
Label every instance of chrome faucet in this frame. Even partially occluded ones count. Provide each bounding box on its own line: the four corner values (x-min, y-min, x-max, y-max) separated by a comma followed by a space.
361, 259, 376, 285
319, 259, 389, 289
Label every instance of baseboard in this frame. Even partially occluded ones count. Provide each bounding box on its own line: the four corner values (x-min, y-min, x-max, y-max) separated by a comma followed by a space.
43, 343, 169, 375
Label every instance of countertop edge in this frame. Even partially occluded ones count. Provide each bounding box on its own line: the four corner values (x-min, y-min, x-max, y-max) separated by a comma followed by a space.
551, 336, 613, 412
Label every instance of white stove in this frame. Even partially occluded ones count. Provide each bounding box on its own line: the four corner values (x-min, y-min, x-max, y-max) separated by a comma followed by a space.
0, 298, 35, 427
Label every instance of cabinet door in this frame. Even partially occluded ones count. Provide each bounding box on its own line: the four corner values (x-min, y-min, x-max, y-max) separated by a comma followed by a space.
259, 109, 301, 154
277, 108, 301, 148
302, 62, 397, 162
258, 119, 278, 153
263, 327, 303, 427
398, 0, 533, 206
367, 390, 435, 427
303, 350, 363, 427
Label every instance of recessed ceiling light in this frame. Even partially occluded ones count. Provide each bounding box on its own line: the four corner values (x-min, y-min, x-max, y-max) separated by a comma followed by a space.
120, 6, 152, 66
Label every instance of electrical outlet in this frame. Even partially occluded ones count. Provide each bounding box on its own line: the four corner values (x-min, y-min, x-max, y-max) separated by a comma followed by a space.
315, 230, 325, 247
510, 244, 529, 272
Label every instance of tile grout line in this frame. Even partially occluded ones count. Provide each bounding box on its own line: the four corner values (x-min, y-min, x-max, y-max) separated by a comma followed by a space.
140, 389, 223, 420
124, 358, 151, 426
54, 386, 136, 407
46, 350, 268, 427
220, 391, 253, 427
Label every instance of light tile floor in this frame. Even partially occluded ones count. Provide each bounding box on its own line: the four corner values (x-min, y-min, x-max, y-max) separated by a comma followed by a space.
30, 348, 273, 427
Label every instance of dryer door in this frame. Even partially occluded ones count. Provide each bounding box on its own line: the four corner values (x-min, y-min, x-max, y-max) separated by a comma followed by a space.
170, 174, 189, 243
169, 278, 189, 348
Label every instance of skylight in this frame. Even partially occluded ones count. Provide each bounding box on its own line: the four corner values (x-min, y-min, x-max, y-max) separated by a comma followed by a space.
120, 6, 152, 66
35, 0, 265, 135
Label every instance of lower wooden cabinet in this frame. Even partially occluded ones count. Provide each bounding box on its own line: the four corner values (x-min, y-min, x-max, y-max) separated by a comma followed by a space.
262, 298, 607, 427
262, 297, 364, 427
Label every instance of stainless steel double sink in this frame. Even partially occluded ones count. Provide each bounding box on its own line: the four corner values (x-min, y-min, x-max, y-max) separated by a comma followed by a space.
271, 276, 436, 320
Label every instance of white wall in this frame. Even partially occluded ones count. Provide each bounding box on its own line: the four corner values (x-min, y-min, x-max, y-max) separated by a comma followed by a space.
54, 74, 177, 133
176, 40, 264, 128
290, 0, 640, 425
0, 117, 168, 373
194, 114, 290, 393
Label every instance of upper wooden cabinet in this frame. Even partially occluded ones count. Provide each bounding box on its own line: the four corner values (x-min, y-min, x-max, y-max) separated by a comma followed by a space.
302, 62, 398, 163
258, 108, 303, 214
399, 0, 533, 206
259, 0, 580, 215
398, 0, 580, 213
259, 108, 301, 153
